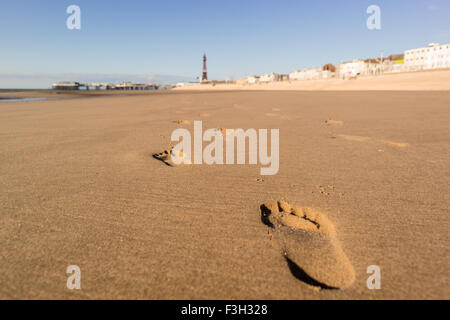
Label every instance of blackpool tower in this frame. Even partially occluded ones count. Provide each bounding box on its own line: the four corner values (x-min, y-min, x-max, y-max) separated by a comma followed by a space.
201, 53, 208, 82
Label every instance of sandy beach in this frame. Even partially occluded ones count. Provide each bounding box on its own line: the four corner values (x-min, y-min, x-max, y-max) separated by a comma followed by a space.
1, 72, 449, 299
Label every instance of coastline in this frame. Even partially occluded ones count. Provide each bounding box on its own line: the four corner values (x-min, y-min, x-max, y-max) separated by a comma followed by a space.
175, 69, 450, 91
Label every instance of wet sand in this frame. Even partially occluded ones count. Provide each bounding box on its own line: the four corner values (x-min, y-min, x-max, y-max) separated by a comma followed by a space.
0, 88, 449, 299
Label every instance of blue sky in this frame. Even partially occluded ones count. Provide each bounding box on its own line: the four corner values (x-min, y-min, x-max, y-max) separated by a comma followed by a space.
0, 0, 449, 88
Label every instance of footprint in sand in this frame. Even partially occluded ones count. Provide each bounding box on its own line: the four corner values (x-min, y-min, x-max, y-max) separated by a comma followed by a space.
335, 134, 370, 142
265, 113, 290, 120
335, 135, 409, 149
152, 148, 191, 166
382, 140, 409, 148
313, 185, 344, 197
325, 119, 344, 126
173, 120, 191, 125
215, 128, 235, 136
313, 185, 333, 196
260, 201, 355, 289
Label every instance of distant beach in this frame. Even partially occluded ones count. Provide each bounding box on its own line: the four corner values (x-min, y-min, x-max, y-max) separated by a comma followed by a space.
176, 69, 450, 91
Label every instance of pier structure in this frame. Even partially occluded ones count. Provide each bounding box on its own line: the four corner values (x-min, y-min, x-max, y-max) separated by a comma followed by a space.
112, 82, 157, 90
52, 82, 158, 91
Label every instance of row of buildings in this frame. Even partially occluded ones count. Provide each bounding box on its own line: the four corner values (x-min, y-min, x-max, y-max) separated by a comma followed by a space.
238, 43, 450, 84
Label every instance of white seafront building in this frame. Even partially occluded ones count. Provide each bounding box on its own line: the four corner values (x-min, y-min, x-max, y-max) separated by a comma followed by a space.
404, 43, 450, 71
289, 68, 319, 81
235, 76, 260, 85
289, 67, 334, 81
259, 73, 277, 83
338, 59, 389, 79
246, 76, 260, 84
338, 60, 370, 79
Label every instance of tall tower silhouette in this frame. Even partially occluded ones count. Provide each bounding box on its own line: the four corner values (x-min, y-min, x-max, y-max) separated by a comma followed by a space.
201, 53, 208, 82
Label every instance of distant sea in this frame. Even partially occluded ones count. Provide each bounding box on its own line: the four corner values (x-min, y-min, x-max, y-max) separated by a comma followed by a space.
0, 97, 56, 103
0, 89, 50, 92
